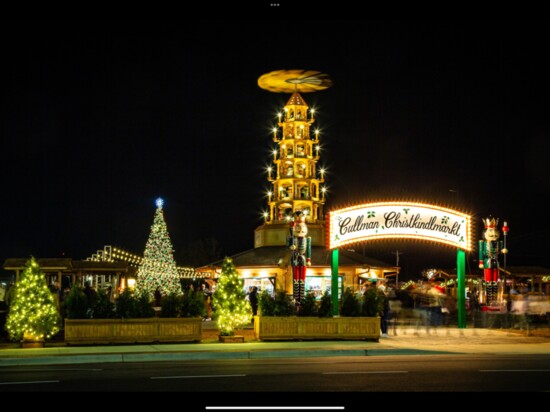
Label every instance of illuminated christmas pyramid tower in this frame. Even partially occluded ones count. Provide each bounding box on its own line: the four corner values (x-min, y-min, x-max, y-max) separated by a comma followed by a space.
255, 70, 332, 248
196, 70, 397, 296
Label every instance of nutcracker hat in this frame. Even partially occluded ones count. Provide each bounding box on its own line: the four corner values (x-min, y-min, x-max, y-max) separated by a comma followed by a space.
482, 217, 498, 228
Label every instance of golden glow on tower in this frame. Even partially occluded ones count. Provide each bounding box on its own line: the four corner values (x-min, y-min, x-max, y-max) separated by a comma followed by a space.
264, 92, 326, 224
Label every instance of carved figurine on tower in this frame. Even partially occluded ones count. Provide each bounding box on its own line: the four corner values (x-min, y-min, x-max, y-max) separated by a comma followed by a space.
288, 211, 312, 305
478, 217, 508, 306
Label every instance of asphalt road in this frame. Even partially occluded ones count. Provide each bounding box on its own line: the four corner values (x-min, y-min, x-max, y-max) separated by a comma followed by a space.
1, 354, 549, 399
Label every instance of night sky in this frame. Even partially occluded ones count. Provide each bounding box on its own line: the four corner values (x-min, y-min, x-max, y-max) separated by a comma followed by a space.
1, 19, 549, 278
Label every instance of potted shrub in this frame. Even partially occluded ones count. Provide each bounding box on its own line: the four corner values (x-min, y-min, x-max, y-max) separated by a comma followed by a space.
65, 284, 89, 319
255, 287, 380, 341
318, 290, 333, 318
180, 289, 206, 318
298, 292, 318, 317
92, 289, 115, 319
64, 288, 203, 344
159, 293, 181, 318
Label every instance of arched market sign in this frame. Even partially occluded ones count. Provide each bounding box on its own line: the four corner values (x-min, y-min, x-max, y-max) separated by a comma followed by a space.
327, 201, 472, 251
326, 201, 472, 329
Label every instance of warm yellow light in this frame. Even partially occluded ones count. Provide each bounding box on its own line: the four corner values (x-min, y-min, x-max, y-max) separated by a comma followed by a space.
321, 187, 327, 193
259, 270, 268, 278
267, 191, 272, 197
320, 168, 325, 174
127, 279, 136, 288
310, 109, 315, 114
272, 127, 277, 133
273, 150, 278, 156
327, 201, 472, 251
315, 129, 320, 135
242, 270, 251, 276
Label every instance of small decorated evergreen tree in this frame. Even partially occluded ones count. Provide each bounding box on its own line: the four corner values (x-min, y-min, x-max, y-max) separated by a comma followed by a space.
136, 198, 182, 298
215, 257, 251, 336
5, 257, 61, 342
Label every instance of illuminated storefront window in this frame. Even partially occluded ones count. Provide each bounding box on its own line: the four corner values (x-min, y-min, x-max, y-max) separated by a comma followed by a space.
242, 277, 275, 295
305, 275, 343, 299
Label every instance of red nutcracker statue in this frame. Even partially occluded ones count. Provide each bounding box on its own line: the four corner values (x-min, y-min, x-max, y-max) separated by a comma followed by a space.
287, 212, 312, 304
478, 217, 508, 306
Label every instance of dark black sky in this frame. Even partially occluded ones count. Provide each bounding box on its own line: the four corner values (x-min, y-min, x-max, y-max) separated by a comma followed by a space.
1, 19, 549, 277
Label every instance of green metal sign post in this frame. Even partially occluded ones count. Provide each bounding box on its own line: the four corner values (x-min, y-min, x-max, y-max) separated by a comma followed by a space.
457, 248, 466, 328
331, 248, 339, 316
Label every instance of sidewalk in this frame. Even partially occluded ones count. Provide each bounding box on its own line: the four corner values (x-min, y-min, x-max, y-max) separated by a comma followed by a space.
1, 326, 549, 367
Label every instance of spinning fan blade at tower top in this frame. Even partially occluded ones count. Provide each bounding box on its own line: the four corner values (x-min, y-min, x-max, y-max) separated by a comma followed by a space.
258, 70, 333, 93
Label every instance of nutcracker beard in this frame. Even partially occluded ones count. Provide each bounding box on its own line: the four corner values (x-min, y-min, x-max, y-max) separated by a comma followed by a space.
293, 265, 306, 304
484, 268, 499, 303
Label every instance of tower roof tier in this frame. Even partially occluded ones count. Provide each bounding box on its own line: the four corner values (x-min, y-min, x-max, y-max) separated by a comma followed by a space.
286, 92, 308, 107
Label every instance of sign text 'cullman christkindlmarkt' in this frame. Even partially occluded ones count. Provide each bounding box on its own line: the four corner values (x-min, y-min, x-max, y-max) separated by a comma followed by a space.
327, 202, 472, 251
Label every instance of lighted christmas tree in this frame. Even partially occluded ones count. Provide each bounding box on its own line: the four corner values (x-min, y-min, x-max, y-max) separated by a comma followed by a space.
215, 257, 251, 336
136, 198, 182, 298
5, 257, 61, 342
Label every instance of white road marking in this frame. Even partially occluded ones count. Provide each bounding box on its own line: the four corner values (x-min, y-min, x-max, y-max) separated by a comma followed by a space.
206, 408, 345, 410
322, 371, 408, 374
15, 368, 102, 372
480, 369, 550, 372
0, 380, 59, 385
151, 374, 246, 379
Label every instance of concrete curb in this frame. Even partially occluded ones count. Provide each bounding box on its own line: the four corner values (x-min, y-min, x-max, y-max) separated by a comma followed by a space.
1, 327, 548, 367
0, 354, 125, 366
366, 348, 459, 356
249, 349, 368, 359
0, 347, 467, 366
0, 349, 372, 367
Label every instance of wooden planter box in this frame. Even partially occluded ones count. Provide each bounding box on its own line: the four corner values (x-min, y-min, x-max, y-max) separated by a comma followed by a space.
219, 335, 245, 343
65, 317, 202, 344
254, 316, 380, 341
22, 332, 45, 348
